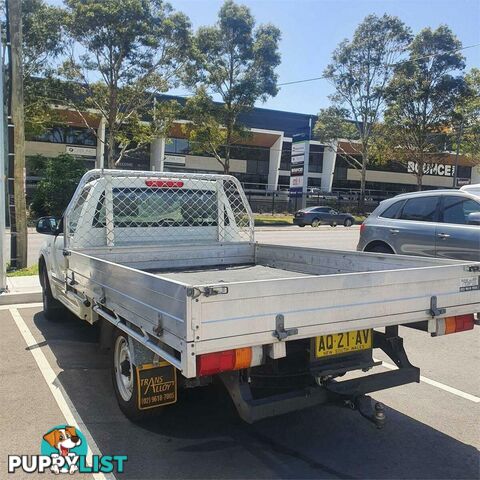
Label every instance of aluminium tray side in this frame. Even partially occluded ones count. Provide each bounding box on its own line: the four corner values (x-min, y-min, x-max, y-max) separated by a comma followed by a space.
191, 246, 480, 347
67, 250, 192, 341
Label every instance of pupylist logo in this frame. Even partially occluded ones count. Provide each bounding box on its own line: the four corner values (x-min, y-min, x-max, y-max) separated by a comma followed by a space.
8, 424, 127, 474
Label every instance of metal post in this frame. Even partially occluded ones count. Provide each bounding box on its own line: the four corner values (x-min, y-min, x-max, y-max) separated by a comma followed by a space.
0, 23, 6, 292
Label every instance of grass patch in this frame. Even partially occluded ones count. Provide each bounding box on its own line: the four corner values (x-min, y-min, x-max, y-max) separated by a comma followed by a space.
7, 264, 39, 277
254, 214, 293, 226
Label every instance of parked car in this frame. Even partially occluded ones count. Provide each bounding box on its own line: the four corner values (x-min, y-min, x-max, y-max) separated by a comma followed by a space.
293, 206, 355, 227
460, 183, 480, 197
357, 190, 480, 261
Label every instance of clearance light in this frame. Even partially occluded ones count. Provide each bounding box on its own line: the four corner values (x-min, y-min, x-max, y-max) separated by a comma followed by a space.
145, 179, 184, 188
197, 348, 252, 376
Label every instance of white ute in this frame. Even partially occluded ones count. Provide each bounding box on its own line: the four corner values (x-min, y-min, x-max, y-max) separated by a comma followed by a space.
37, 169, 480, 425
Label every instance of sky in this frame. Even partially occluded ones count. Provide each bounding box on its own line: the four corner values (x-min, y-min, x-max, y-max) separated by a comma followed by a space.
48, 0, 480, 115
168, 0, 480, 114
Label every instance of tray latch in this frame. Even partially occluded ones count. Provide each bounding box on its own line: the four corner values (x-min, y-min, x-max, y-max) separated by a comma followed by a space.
273, 314, 298, 340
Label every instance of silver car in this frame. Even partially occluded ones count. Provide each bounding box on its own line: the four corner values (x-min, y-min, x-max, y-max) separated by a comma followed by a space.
357, 190, 480, 261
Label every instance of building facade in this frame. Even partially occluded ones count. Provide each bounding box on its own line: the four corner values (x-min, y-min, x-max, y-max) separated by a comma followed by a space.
25, 97, 480, 199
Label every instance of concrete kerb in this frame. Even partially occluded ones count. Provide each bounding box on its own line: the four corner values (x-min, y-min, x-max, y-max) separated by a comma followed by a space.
0, 275, 42, 306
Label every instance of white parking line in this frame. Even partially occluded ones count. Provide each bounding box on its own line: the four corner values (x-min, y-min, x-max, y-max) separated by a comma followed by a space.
0, 302, 43, 310
9, 307, 115, 480
374, 357, 480, 403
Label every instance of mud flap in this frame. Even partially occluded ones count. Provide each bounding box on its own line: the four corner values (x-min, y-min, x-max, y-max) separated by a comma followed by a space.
136, 362, 177, 410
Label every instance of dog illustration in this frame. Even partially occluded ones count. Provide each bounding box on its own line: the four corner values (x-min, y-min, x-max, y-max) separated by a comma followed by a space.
43, 426, 82, 474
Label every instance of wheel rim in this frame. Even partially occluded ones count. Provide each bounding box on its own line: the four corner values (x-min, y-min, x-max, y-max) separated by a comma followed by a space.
345, 219, 352, 227
312, 219, 320, 227
114, 335, 133, 402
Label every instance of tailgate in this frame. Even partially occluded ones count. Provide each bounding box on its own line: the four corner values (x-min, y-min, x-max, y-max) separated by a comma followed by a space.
191, 262, 480, 352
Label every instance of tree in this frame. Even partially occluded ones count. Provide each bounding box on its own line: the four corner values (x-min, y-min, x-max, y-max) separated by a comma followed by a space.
314, 106, 363, 171
453, 68, 480, 160
30, 154, 87, 218
21, 0, 67, 137
320, 14, 411, 210
383, 26, 467, 189
183, 0, 281, 174
61, 0, 192, 168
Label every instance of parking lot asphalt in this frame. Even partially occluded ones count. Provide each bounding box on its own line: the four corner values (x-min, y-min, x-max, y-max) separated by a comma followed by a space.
1, 304, 478, 480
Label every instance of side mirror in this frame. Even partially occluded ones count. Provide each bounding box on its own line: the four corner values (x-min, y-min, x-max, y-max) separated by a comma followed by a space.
36, 216, 61, 235
467, 212, 480, 226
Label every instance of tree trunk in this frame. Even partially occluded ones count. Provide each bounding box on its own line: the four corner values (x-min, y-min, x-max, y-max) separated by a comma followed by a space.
8, 0, 27, 268
107, 123, 115, 169
359, 147, 368, 214
416, 171, 423, 191
224, 145, 230, 174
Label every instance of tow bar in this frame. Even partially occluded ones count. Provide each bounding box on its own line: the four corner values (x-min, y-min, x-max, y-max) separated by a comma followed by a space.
345, 395, 386, 429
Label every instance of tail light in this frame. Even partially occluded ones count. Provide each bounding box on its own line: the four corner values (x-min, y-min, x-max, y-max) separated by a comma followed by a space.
435, 314, 474, 336
197, 348, 252, 376
360, 223, 366, 234
145, 179, 184, 188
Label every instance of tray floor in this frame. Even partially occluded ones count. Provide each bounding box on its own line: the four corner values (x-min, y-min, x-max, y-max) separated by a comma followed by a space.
153, 264, 312, 285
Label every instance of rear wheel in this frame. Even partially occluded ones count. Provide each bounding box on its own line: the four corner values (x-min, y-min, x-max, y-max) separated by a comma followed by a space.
311, 218, 320, 227
344, 218, 353, 227
367, 244, 394, 254
330, 222, 337, 227
112, 329, 162, 421
41, 266, 67, 321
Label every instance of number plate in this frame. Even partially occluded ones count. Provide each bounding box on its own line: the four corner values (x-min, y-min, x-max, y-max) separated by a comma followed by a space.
136, 361, 177, 410
315, 329, 372, 358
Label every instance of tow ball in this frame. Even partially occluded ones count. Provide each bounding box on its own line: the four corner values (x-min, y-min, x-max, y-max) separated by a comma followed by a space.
345, 395, 386, 429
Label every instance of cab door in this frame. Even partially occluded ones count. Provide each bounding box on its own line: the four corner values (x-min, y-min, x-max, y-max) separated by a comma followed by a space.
435, 195, 480, 261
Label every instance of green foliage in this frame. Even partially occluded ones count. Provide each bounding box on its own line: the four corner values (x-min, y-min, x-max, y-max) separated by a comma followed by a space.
453, 68, 480, 160
321, 14, 411, 208
30, 154, 87, 218
61, 0, 192, 167
19, 0, 67, 137
384, 25, 467, 187
184, 0, 281, 173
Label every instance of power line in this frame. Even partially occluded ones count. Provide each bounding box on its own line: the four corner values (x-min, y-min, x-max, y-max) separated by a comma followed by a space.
277, 43, 480, 87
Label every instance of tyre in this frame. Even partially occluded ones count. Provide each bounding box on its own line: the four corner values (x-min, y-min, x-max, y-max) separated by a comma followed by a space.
298, 224, 305, 228
41, 266, 67, 321
311, 218, 320, 227
330, 222, 337, 227
367, 244, 393, 254
112, 329, 159, 421
344, 218, 353, 227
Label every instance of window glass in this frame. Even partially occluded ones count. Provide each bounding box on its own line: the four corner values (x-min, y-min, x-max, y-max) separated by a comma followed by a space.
380, 200, 404, 219
400, 196, 439, 222
442, 196, 480, 225
93, 188, 218, 228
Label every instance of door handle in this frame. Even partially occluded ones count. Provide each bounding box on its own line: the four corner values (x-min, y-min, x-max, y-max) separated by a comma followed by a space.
437, 233, 450, 239
389, 229, 400, 234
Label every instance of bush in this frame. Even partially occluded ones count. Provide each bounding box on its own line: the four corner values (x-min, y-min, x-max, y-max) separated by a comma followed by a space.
30, 154, 87, 218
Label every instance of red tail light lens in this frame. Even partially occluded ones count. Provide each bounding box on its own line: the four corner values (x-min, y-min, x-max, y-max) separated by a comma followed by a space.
197, 348, 252, 376
145, 179, 184, 188
360, 223, 366, 234
453, 314, 474, 332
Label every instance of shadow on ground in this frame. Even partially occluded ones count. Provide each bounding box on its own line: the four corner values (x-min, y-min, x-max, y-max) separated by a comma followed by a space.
25, 308, 480, 479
